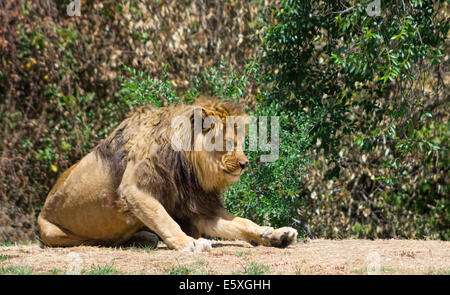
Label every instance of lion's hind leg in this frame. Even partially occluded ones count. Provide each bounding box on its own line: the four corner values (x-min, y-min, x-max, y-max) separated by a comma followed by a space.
38, 215, 87, 247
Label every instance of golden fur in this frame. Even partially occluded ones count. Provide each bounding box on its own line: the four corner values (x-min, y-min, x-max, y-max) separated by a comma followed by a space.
38, 98, 298, 251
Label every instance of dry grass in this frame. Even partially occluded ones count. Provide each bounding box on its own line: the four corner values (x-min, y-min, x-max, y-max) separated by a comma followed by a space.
0, 239, 449, 275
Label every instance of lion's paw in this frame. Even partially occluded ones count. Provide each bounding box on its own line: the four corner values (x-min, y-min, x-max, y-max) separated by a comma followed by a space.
261, 227, 298, 248
181, 238, 212, 253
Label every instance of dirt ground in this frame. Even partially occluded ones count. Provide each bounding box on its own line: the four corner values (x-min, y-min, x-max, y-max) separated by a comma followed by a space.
1, 239, 449, 275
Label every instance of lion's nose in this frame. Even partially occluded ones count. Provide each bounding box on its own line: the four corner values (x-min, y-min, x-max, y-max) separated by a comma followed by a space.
239, 160, 249, 170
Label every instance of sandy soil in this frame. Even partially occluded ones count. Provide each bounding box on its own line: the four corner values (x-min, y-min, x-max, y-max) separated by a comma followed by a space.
1, 239, 449, 275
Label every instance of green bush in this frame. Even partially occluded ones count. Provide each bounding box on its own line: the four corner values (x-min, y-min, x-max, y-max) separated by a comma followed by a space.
259, 0, 449, 239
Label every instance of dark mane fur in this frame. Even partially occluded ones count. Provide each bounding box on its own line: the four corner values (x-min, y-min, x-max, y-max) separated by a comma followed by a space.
95, 121, 130, 186
135, 146, 223, 219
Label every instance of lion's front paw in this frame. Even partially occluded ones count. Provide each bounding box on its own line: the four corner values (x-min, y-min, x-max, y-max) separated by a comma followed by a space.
261, 227, 298, 248
181, 238, 212, 253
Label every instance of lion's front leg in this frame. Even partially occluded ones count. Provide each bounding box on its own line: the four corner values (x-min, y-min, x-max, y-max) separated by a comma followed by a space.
194, 210, 297, 248
119, 183, 211, 252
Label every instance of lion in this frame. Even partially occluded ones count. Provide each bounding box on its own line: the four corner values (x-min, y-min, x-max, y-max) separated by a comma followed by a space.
38, 98, 298, 252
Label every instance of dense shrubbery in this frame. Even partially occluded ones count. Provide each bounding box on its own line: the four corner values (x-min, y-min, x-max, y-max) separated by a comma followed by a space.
259, 0, 448, 239
0, 0, 448, 242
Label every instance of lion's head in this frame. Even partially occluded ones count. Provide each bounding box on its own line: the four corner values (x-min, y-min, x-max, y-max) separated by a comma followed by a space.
174, 98, 249, 193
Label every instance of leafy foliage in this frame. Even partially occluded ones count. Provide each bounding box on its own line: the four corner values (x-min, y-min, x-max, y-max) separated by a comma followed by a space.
119, 65, 180, 108
260, 0, 449, 239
